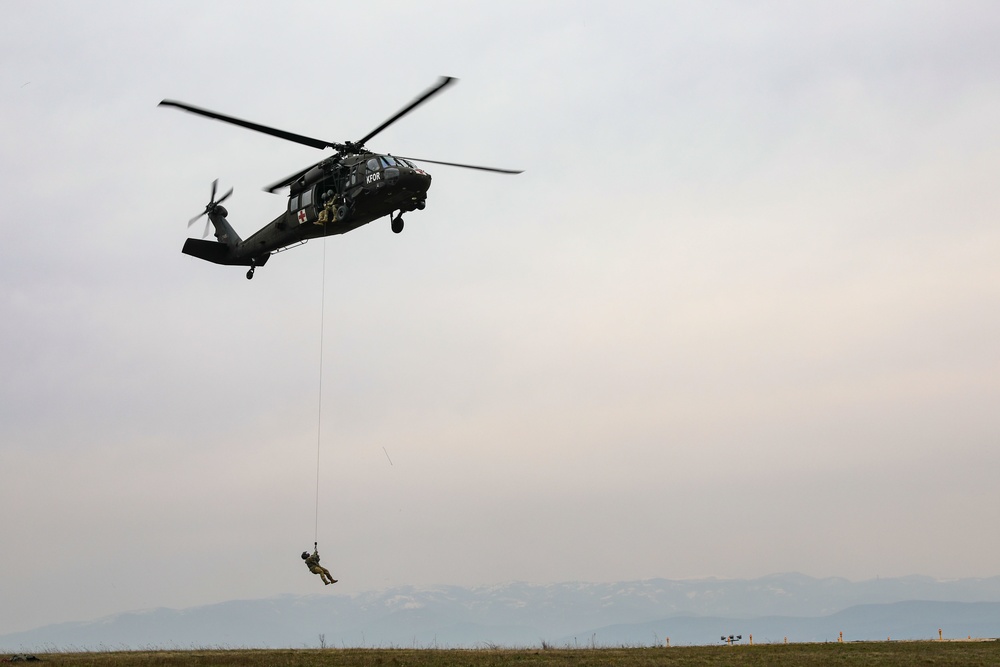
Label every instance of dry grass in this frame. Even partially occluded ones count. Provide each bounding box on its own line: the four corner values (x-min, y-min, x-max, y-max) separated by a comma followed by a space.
19, 641, 1000, 667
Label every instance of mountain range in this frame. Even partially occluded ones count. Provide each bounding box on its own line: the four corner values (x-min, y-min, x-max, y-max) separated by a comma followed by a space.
4, 574, 1000, 650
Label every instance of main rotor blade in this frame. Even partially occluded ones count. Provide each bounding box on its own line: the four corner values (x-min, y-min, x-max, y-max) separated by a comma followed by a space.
159, 100, 340, 151
264, 160, 325, 193
396, 155, 523, 174
353, 76, 457, 149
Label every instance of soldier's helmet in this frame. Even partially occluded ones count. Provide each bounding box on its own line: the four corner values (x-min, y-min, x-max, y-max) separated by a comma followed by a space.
301, 552, 309, 559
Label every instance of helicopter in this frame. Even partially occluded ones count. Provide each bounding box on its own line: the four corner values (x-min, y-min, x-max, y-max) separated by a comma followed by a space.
160, 76, 521, 279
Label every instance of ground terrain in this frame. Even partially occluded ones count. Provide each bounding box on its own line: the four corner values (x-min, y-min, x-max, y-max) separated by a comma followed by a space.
15, 642, 1000, 667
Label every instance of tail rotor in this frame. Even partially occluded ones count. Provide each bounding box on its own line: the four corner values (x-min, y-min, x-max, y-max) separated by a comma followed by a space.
188, 179, 233, 238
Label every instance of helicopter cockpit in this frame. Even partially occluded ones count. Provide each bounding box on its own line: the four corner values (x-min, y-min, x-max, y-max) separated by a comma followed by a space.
361, 154, 418, 188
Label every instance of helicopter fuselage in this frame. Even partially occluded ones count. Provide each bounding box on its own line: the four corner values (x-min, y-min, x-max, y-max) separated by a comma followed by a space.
182, 153, 432, 271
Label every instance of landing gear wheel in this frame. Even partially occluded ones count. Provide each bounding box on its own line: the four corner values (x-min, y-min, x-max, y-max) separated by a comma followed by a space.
391, 216, 404, 234
246, 266, 255, 280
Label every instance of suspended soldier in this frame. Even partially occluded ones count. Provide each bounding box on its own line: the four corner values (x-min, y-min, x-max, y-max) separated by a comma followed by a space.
302, 542, 337, 585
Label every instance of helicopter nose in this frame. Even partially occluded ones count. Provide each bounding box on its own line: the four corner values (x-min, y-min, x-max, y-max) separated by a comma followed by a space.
409, 167, 432, 192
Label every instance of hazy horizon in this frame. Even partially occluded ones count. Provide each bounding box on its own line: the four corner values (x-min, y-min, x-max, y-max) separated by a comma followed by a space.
7, 573, 1000, 649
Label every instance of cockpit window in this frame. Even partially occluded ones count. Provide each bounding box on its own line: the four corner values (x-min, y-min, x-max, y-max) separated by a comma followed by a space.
366, 158, 379, 171
396, 157, 412, 168
382, 156, 397, 167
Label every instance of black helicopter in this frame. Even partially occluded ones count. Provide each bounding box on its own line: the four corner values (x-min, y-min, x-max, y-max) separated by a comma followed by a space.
160, 77, 520, 279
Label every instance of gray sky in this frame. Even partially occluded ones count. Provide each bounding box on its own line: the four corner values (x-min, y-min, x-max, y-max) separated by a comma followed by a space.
3, 0, 999, 635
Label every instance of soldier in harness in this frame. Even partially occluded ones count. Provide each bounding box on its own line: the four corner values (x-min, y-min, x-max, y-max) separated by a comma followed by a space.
302, 542, 337, 585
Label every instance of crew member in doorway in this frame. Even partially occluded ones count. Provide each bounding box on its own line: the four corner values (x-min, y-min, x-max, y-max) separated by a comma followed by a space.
302, 543, 337, 585
316, 190, 340, 225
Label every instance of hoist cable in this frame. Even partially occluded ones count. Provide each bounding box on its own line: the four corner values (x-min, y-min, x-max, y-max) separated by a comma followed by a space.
314, 236, 327, 545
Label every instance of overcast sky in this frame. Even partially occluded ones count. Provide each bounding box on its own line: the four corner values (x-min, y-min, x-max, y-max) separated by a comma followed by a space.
3, 0, 1000, 635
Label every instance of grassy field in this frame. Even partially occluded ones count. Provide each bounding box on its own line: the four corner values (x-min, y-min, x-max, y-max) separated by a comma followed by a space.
17, 642, 1000, 667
